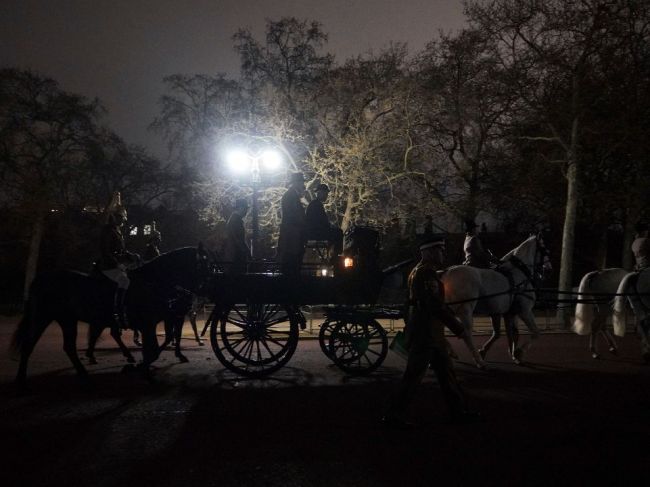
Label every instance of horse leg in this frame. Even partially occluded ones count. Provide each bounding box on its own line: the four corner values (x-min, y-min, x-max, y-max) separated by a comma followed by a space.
173, 317, 189, 363
502, 314, 519, 363
513, 309, 540, 363
478, 315, 501, 360
60, 319, 90, 385
189, 311, 204, 346
590, 312, 607, 359
603, 330, 618, 355
589, 332, 599, 360
109, 326, 136, 363
638, 318, 650, 364
15, 315, 51, 387
158, 320, 174, 354
86, 325, 103, 365
456, 307, 486, 369
138, 324, 160, 382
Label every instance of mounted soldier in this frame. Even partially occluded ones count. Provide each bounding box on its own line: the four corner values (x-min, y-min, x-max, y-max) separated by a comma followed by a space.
98, 192, 137, 329
463, 220, 498, 268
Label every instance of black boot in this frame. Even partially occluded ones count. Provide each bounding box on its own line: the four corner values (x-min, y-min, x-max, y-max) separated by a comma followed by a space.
113, 288, 129, 330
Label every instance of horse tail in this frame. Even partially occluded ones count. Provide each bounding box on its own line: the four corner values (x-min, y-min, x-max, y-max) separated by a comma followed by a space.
573, 271, 598, 335
612, 273, 635, 337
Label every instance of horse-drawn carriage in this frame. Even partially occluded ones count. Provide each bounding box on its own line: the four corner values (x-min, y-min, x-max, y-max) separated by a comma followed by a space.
14, 228, 560, 387
203, 226, 407, 378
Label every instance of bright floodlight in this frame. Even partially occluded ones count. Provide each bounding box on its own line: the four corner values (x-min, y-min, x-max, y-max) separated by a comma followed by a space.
261, 149, 282, 170
226, 149, 251, 173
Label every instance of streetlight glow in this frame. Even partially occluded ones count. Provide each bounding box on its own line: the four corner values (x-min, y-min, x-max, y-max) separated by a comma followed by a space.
226, 149, 251, 173
222, 142, 287, 260
261, 149, 282, 170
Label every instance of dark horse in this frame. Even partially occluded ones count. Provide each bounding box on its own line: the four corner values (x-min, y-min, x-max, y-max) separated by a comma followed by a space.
12, 245, 212, 387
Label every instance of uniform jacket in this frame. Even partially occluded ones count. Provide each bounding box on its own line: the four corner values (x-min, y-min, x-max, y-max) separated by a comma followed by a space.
404, 261, 465, 350
304, 199, 330, 240
632, 237, 650, 270
277, 187, 305, 257
99, 223, 128, 270
223, 212, 250, 265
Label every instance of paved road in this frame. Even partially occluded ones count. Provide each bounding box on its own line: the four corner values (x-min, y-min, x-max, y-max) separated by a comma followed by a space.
1, 317, 649, 486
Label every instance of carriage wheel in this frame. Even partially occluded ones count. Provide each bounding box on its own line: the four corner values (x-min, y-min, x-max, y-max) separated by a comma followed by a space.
328, 319, 388, 375
209, 303, 299, 378
318, 319, 339, 359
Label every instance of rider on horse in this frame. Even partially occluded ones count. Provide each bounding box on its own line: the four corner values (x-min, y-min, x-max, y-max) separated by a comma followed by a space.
463, 220, 498, 268
99, 192, 137, 330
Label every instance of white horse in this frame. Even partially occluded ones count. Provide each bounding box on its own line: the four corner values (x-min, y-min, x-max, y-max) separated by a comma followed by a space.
612, 270, 650, 363
441, 234, 552, 368
573, 268, 629, 359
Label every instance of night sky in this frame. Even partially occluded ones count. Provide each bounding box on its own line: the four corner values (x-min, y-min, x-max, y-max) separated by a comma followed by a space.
0, 0, 466, 155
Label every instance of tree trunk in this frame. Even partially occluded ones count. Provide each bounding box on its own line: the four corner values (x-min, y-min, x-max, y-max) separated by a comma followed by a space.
23, 210, 46, 302
556, 159, 578, 329
341, 194, 355, 232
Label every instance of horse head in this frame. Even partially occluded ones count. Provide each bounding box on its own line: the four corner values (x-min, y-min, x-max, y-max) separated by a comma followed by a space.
133, 245, 215, 294
506, 233, 552, 283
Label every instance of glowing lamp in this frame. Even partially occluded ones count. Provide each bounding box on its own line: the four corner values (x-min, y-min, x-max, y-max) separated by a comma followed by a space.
261, 149, 282, 170
344, 257, 354, 268
226, 149, 251, 173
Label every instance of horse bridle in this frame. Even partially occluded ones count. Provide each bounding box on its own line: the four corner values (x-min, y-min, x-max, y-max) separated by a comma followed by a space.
505, 235, 550, 293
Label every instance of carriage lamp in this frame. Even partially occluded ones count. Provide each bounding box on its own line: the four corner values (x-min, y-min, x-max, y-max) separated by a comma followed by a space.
320, 268, 329, 277
344, 257, 354, 268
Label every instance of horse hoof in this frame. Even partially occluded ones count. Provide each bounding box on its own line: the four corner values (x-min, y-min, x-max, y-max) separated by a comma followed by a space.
178, 355, 189, 363
513, 348, 523, 361
609, 347, 618, 356
198, 341, 205, 346
126, 356, 136, 364
512, 357, 522, 365
478, 348, 487, 360
591, 352, 600, 360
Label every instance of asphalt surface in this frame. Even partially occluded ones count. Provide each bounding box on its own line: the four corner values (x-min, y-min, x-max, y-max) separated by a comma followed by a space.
1, 316, 649, 487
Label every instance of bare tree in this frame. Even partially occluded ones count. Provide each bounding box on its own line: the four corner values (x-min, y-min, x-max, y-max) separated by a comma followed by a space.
0, 69, 103, 299
465, 0, 649, 324
415, 28, 515, 226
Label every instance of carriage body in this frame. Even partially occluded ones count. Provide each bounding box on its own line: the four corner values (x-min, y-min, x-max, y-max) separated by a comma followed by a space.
204, 226, 403, 378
